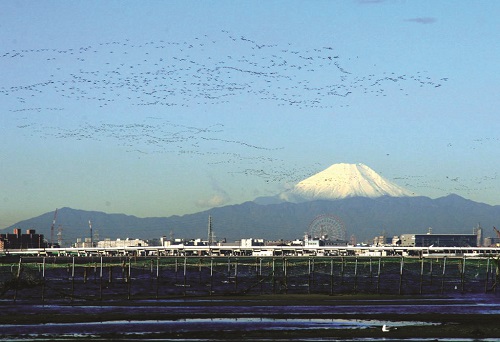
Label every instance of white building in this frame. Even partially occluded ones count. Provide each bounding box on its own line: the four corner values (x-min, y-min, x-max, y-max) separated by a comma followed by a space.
97, 238, 148, 248
240, 238, 265, 247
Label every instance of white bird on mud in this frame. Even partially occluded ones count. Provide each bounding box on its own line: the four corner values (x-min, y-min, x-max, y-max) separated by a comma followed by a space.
382, 324, 397, 332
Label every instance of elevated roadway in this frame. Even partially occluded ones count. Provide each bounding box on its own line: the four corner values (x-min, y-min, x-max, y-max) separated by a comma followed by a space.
2, 245, 500, 258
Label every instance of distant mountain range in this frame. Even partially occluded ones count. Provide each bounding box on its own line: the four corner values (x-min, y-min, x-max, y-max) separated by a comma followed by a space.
5, 194, 500, 246
3, 163, 500, 245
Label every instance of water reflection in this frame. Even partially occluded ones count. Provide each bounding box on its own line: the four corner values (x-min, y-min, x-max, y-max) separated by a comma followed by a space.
0, 294, 499, 341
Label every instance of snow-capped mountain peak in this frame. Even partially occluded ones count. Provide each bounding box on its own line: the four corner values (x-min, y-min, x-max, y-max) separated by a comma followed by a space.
278, 163, 415, 203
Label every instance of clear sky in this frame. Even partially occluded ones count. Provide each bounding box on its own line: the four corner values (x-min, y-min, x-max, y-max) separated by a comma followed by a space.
1, 1, 499, 229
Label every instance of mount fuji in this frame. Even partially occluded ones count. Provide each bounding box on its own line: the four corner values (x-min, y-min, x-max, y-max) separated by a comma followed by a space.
256, 163, 415, 204
9, 163, 500, 243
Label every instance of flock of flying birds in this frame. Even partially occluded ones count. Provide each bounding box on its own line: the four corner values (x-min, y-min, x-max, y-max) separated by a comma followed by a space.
2, 30, 447, 111
3, 30, 450, 186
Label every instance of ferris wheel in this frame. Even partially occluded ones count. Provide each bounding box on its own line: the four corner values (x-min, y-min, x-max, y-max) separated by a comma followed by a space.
307, 214, 347, 241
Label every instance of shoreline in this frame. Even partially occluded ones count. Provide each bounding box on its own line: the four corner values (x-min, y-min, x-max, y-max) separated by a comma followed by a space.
1, 294, 500, 339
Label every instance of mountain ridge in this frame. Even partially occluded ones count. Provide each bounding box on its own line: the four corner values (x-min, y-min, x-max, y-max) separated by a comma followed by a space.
3, 194, 500, 245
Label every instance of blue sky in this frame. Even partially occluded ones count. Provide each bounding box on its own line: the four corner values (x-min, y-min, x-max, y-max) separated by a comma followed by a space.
1, 1, 499, 228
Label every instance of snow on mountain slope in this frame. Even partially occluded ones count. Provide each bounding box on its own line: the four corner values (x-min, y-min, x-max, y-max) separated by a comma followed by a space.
279, 163, 415, 202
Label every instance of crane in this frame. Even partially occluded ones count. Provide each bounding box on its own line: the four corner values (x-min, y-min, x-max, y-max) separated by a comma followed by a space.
494, 226, 500, 239
50, 208, 58, 247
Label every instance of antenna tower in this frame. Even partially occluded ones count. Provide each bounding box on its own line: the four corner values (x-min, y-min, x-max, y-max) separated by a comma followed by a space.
207, 215, 213, 246
89, 220, 93, 246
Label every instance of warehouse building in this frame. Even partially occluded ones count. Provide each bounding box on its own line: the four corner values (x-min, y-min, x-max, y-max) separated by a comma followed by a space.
399, 233, 478, 247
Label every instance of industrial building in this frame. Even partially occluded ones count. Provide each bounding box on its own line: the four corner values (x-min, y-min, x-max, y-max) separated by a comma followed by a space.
0, 228, 47, 249
484, 237, 500, 247
399, 233, 478, 247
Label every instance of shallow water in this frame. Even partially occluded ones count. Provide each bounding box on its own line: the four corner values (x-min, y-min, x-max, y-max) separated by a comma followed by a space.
0, 318, 438, 341
1, 294, 499, 341
4, 293, 500, 316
